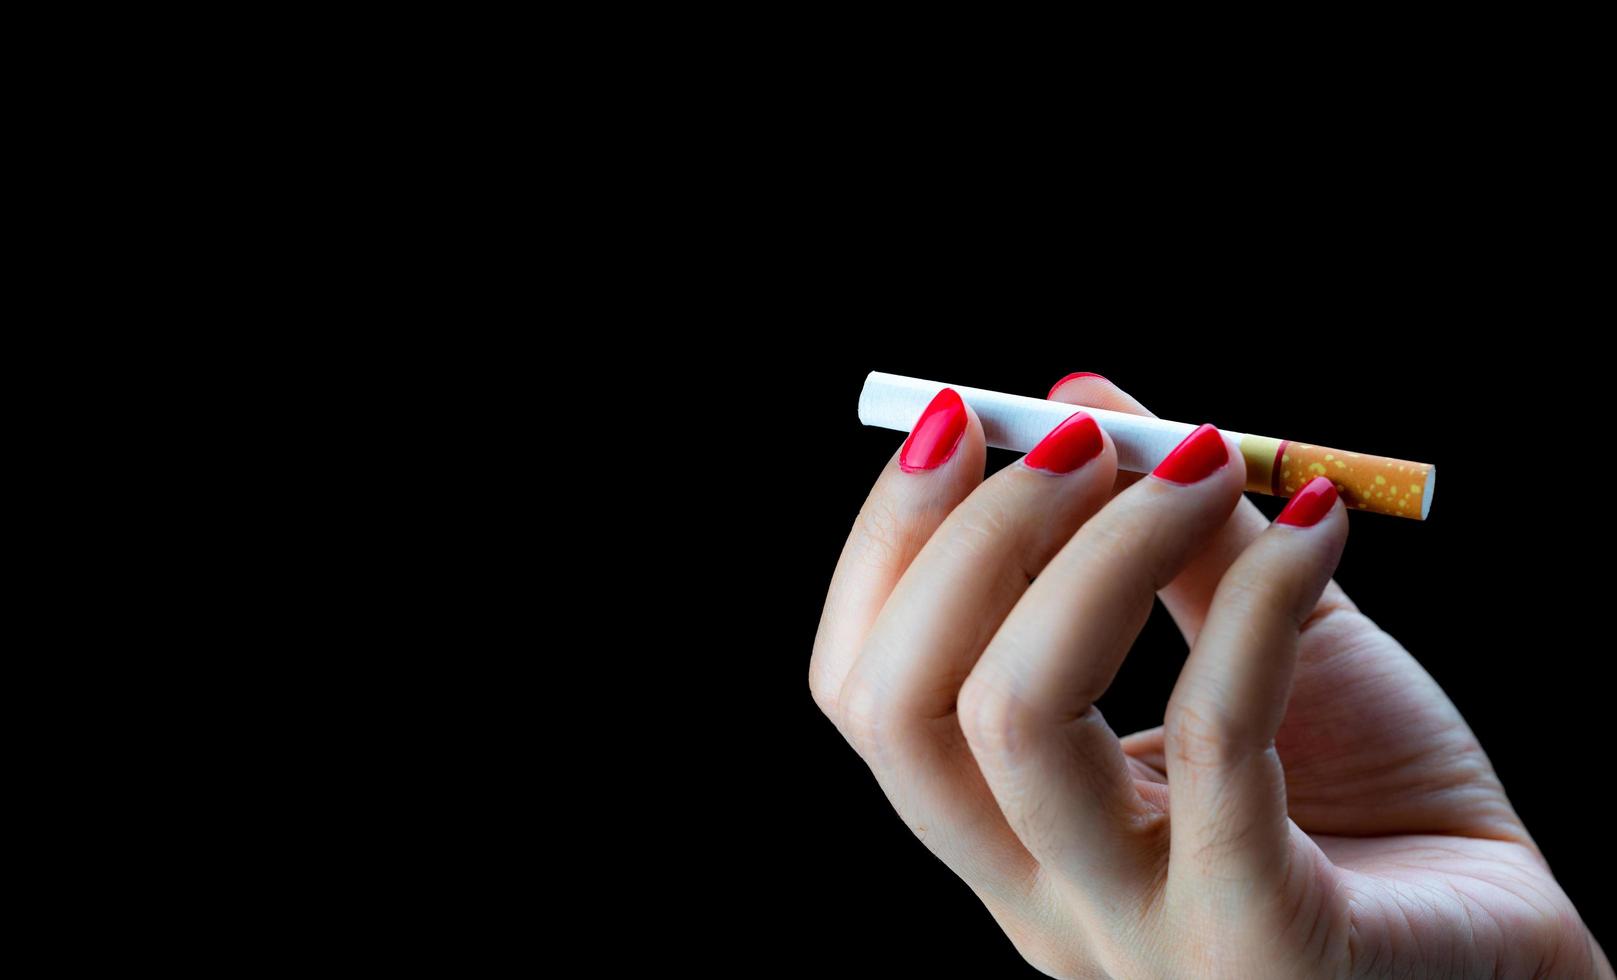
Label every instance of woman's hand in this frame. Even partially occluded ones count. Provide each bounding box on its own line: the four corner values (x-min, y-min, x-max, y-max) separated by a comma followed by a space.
809, 374, 1610, 979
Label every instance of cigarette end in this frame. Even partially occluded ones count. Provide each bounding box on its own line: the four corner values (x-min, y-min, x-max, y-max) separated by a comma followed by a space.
857, 371, 878, 426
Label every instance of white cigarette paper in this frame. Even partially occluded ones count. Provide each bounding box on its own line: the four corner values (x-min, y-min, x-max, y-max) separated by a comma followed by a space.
857, 372, 1436, 520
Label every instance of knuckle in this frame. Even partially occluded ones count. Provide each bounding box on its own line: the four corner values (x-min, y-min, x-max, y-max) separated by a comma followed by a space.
855, 496, 927, 569
807, 661, 838, 719
834, 672, 893, 761
1073, 512, 1162, 594
987, 904, 1103, 978
1075, 512, 1139, 567
938, 498, 1019, 565
958, 670, 1034, 758
1187, 805, 1264, 873
1164, 700, 1237, 770
1217, 571, 1300, 626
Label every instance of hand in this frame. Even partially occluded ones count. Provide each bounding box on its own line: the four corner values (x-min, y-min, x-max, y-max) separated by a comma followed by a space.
809, 375, 1610, 979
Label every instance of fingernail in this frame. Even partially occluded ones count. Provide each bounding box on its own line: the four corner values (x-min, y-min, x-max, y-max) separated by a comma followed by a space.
899, 388, 968, 473
1024, 411, 1104, 475
1047, 372, 1111, 400
1151, 423, 1228, 485
1276, 476, 1339, 527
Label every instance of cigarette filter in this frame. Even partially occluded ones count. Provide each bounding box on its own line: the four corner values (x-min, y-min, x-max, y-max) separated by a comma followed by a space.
858, 372, 1435, 521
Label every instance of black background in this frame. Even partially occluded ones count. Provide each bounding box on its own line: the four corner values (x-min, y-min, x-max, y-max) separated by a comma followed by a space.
703, 309, 1610, 973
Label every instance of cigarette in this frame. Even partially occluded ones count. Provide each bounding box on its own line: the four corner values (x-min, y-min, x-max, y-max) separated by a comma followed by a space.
858, 372, 1436, 521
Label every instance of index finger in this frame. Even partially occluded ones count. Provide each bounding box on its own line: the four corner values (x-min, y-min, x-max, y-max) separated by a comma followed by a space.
808, 387, 986, 719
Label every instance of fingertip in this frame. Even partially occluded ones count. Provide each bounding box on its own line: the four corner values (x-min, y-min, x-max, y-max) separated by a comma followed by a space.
958, 391, 989, 451
1046, 372, 1156, 417
1274, 476, 1345, 530
1212, 431, 1254, 512
1255, 482, 1349, 607
1047, 371, 1111, 400
1202, 429, 1253, 512
897, 387, 980, 475
1150, 424, 1244, 497
1021, 409, 1111, 477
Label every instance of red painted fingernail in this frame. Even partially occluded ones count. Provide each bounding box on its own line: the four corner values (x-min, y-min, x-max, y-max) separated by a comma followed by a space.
1024, 412, 1104, 474
1151, 423, 1228, 485
899, 388, 968, 473
1047, 372, 1111, 400
1276, 476, 1339, 527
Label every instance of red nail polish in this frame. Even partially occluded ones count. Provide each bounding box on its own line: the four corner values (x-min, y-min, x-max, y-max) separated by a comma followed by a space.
1024, 411, 1104, 474
1151, 423, 1228, 485
1047, 372, 1111, 400
899, 388, 968, 473
1276, 476, 1338, 527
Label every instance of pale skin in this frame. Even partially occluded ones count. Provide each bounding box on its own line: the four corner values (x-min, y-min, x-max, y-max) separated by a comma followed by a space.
809, 375, 1611, 979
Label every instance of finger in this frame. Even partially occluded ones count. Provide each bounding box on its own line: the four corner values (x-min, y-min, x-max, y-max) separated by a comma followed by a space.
810, 387, 985, 719
1120, 726, 1168, 781
1047, 372, 1278, 646
1043, 372, 1152, 496
959, 423, 1247, 899
837, 410, 1119, 888
1164, 477, 1348, 900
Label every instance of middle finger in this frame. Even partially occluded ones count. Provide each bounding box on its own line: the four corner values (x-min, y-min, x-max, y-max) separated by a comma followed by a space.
838, 410, 1117, 893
